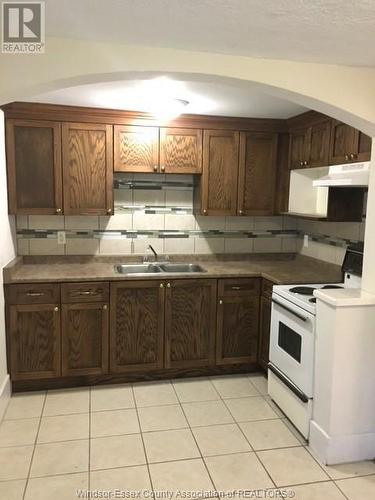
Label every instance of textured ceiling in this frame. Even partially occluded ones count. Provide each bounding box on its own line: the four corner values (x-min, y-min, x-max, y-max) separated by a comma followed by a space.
29, 79, 306, 118
45, 0, 375, 66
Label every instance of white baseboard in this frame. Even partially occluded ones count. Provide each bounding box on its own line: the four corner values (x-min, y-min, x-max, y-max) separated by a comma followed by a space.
0, 374, 10, 421
310, 420, 375, 464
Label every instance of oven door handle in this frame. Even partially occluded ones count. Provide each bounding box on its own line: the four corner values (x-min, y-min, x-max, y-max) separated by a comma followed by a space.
272, 298, 309, 322
268, 363, 309, 403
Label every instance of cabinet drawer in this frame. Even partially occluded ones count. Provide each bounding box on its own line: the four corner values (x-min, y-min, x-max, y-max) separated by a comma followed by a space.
61, 282, 109, 303
262, 279, 275, 299
218, 278, 260, 297
6, 283, 60, 305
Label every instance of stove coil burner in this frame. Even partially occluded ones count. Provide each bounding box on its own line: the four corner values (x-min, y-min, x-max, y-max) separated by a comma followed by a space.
289, 286, 316, 295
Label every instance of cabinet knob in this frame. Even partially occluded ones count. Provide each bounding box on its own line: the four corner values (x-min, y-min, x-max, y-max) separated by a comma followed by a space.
103, 304, 108, 310
160, 165, 165, 172
153, 165, 158, 172
300, 161, 304, 167
160, 283, 164, 288
107, 208, 112, 214
54, 306, 59, 312
56, 208, 62, 214
349, 153, 356, 160
203, 209, 207, 215
238, 209, 243, 215
166, 283, 171, 288
345, 154, 349, 161
219, 299, 223, 305
304, 161, 308, 166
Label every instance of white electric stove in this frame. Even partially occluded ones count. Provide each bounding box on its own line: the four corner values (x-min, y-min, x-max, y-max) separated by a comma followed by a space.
267, 243, 364, 439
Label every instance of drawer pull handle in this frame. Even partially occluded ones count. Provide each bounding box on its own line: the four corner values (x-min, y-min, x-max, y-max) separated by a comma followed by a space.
231, 286, 241, 290
78, 291, 97, 295
26, 292, 44, 297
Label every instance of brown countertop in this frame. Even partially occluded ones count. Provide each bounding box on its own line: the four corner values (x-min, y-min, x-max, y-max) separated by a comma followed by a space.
3, 254, 343, 285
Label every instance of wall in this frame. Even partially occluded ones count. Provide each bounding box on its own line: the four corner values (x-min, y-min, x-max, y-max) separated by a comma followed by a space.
15, 173, 365, 261
0, 111, 16, 414
1, 39, 375, 136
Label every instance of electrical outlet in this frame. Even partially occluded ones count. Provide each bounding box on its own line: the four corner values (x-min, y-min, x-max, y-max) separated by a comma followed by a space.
57, 231, 66, 245
303, 234, 309, 247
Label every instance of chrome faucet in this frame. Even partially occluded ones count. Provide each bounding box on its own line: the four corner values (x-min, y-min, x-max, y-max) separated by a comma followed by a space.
147, 244, 158, 261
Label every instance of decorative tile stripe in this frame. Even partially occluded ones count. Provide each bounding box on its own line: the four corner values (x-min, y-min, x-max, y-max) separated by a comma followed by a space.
17, 229, 300, 240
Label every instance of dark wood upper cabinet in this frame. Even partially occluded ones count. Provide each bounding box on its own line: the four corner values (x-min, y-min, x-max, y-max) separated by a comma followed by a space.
216, 279, 260, 365
160, 128, 202, 174
62, 122, 113, 215
309, 120, 330, 167
110, 281, 164, 373
62, 302, 109, 377
357, 131, 372, 161
288, 128, 309, 169
200, 130, 239, 216
329, 120, 358, 164
237, 132, 278, 216
114, 125, 159, 173
165, 279, 217, 369
6, 119, 63, 215
8, 303, 61, 381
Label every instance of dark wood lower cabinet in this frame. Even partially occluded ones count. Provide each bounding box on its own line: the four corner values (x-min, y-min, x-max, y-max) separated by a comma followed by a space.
216, 279, 260, 365
165, 279, 217, 368
62, 303, 109, 376
110, 281, 164, 373
8, 304, 61, 380
6, 276, 274, 389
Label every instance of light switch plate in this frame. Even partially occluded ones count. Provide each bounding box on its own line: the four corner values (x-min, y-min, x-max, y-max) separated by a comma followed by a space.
303, 234, 309, 247
57, 231, 66, 245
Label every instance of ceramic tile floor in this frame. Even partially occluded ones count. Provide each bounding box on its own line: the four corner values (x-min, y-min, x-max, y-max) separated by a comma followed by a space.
0, 373, 374, 499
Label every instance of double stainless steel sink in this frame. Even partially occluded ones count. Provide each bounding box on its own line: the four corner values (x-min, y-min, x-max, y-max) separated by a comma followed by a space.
115, 263, 206, 275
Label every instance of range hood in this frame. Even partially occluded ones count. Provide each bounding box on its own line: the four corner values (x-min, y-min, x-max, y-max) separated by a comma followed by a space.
313, 162, 370, 188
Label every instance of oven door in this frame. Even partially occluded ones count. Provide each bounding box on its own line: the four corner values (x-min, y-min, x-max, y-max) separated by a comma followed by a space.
269, 292, 315, 398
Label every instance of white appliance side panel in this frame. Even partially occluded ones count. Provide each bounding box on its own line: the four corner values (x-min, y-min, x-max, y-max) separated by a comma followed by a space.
268, 370, 312, 439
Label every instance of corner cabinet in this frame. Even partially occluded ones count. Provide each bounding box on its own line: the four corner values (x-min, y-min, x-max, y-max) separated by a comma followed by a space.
6, 119, 63, 215
329, 120, 371, 164
216, 278, 260, 365
237, 132, 278, 216
62, 122, 113, 215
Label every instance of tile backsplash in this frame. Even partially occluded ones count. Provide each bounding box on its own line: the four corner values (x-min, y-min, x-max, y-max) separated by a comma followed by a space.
16, 174, 365, 263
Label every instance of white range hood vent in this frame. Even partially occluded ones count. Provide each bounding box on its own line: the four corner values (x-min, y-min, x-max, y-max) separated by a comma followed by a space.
313, 162, 370, 188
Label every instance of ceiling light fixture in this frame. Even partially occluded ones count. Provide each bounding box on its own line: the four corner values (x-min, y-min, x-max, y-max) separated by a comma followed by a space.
149, 98, 189, 121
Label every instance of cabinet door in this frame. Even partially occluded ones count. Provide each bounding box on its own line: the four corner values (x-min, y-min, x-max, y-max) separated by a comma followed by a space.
165, 279, 216, 368
114, 125, 159, 173
329, 120, 358, 164
62, 122, 113, 215
258, 296, 271, 370
356, 132, 372, 162
62, 302, 109, 376
289, 129, 309, 169
110, 281, 164, 373
238, 132, 278, 216
6, 119, 62, 215
201, 130, 239, 215
160, 128, 202, 174
309, 121, 330, 167
8, 304, 61, 380
216, 295, 260, 365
